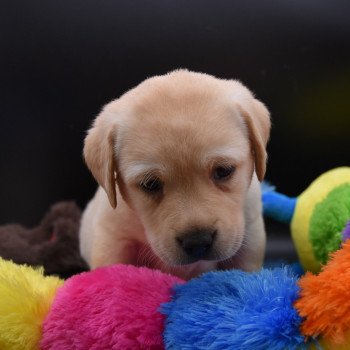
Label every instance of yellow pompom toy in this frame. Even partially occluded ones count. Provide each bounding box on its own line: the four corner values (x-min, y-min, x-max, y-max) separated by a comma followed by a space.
0, 258, 63, 350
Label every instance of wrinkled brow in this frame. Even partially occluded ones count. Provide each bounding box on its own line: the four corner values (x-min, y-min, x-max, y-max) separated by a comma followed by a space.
123, 163, 164, 183
202, 146, 246, 166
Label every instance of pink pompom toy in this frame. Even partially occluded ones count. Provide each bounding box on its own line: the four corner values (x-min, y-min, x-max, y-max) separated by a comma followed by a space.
41, 264, 184, 350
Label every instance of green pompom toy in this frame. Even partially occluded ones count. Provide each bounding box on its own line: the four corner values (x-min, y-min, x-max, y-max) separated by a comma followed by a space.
263, 167, 350, 272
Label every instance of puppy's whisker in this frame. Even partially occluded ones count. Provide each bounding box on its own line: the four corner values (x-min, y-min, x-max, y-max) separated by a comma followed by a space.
137, 245, 159, 268
148, 251, 162, 269
239, 241, 249, 250
215, 246, 225, 260
136, 245, 149, 265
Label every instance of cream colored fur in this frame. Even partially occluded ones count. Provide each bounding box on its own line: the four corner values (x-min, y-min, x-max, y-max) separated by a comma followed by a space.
80, 70, 270, 280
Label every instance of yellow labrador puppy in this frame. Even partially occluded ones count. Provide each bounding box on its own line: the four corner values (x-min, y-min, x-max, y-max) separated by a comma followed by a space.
80, 70, 270, 280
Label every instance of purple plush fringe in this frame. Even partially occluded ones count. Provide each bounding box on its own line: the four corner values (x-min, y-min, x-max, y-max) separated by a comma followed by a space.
342, 220, 350, 242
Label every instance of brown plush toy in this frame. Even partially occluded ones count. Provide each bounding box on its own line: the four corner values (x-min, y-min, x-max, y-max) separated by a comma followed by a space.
0, 201, 88, 279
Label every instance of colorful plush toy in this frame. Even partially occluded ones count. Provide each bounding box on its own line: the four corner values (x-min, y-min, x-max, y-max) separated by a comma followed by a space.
263, 167, 350, 273
1, 237, 350, 350
296, 239, 350, 350
161, 266, 307, 350
1, 167, 350, 349
0, 258, 63, 350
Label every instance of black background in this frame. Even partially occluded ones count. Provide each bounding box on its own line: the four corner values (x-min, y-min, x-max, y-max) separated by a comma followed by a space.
1, 1, 349, 232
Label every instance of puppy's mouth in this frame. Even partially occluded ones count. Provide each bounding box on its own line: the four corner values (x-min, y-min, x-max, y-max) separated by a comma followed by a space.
171, 248, 238, 266
145, 226, 244, 266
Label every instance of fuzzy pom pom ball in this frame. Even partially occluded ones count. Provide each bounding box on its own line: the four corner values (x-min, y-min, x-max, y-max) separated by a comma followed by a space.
162, 267, 307, 350
295, 239, 350, 348
41, 264, 184, 350
291, 167, 350, 272
0, 258, 63, 350
309, 183, 350, 265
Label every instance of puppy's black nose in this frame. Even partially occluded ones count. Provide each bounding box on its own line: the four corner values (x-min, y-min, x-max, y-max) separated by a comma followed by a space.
177, 228, 216, 260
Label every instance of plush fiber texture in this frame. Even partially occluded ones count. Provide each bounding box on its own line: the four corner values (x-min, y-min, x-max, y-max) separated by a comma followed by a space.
309, 184, 350, 264
261, 182, 297, 225
162, 267, 307, 350
342, 219, 350, 241
0, 258, 63, 350
291, 167, 350, 273
0, 201, 88, 278
295, 239, 350, 346
41, 264, 184, 350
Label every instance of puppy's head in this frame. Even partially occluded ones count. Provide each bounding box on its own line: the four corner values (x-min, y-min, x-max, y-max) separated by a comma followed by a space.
84, 70, 270, 265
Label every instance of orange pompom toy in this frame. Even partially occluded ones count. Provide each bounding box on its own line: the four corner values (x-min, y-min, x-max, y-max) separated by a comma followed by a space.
295, 239, 350, 349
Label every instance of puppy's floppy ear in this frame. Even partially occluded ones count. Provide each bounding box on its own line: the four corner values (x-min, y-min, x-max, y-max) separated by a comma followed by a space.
84, 113, 117, 208
237, 99, 271, 181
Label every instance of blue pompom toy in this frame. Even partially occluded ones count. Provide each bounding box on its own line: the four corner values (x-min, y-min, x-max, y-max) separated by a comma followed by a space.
162, 267, 308, 350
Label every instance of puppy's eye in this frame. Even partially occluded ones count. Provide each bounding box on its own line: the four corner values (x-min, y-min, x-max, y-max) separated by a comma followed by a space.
140, 178, 163, 194
213, 166, 235, 181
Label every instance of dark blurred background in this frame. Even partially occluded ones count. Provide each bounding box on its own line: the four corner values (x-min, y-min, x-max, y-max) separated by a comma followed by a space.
1, 1, 349, 260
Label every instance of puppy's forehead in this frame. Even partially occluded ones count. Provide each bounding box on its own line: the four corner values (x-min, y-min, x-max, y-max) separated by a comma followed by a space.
116, 71, 251, 174
119, 106, 249, 176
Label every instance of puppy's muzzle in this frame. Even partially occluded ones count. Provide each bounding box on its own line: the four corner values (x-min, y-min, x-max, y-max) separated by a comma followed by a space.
176, 227, 217, 260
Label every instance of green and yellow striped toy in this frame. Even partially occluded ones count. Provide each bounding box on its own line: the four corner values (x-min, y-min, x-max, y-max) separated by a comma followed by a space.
263, 167, 350, 273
